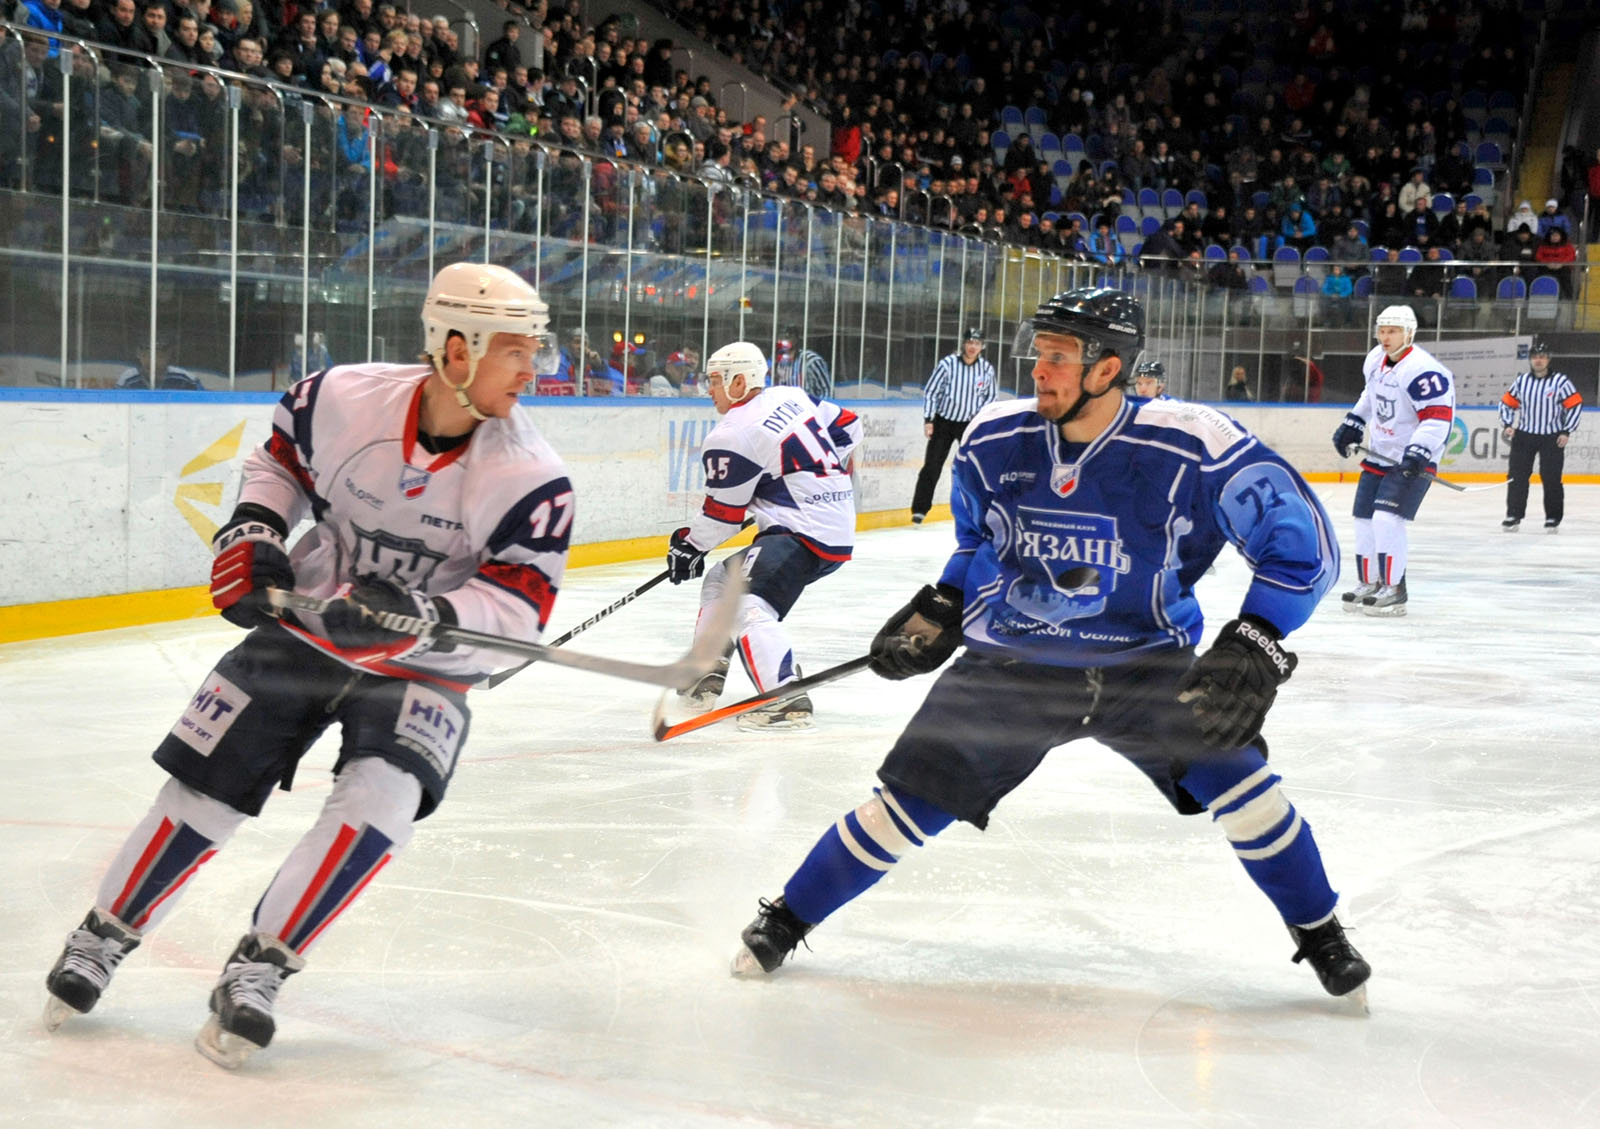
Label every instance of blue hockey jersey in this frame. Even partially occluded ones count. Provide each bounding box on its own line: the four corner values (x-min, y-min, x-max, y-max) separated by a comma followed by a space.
938, 395, 1338, 667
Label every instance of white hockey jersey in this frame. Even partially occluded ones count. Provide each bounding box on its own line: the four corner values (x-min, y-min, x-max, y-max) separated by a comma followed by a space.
682, 386, 862, 560
238, 363, 573, 685
1353, 342, 1456, 466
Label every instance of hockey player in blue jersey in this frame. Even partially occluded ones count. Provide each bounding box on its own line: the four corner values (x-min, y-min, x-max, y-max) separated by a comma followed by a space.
732, 286, 1371, 1002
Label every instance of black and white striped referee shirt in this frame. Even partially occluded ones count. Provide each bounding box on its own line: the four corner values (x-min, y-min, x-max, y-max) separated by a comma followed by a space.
1499, 369, 1583, 435
923, 352, 996, 422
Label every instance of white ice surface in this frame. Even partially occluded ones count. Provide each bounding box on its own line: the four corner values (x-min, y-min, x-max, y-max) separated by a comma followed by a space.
4, 483, 1599, 1129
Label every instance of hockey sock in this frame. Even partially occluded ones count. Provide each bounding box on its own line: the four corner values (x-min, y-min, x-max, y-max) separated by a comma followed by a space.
1352, 517, 1375, 570
1371, 511, 1408, 583
693, 558, 735, 646
250, 757, 420, 955
733, 594, 798, 693
782, 786, 954, 925
1181, 751, 1337, 927
97, 778, 246, 932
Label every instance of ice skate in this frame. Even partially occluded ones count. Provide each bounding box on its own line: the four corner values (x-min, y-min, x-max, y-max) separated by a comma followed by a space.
731, 896, 814, 975
44, 908, 141, 1031
195, 932, 304, 1069
911, 512, 925, 525
678, 653, 730, 711
1361, 577, 1407, 617
1288, 915, 1370, 1008
737, 691, 815, 732
1340, 581, 1380, 610
1501, 517, 1519, 531
1544, 519, 1560, 534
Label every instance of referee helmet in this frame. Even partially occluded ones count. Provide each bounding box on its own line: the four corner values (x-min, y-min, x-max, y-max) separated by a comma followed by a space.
963, 326, 984, 343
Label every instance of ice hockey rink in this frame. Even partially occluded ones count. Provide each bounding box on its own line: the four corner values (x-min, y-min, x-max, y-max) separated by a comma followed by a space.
3, 482, 1598, 1129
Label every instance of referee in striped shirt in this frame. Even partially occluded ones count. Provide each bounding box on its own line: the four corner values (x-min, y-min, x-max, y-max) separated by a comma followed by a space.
911, 327, 996, 523
1499, 340, 1583, 532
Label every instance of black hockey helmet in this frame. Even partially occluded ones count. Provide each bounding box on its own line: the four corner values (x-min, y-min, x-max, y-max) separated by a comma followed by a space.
1135, 360, 1166, 379
1529, 339, 1551, 357
1012, 286, 1145, 372
963, 326, 984, 343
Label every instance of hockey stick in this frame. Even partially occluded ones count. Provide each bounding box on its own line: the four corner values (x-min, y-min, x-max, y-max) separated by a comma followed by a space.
265, 573, 743, 691
650, 654, 874, 741
485, 519, 755, 689
484, 570, 670, 688
1352, 445, 1503, 493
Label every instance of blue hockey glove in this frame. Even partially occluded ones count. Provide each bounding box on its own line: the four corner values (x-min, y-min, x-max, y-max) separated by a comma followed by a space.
1176, 617, 1298, 749
1399, 443, 1431, 478
321, 577, 450, 657
210, 505, 294, 629
1331, 413, 1365, 458
666, 527, 706, 584
870, 583, 964, 680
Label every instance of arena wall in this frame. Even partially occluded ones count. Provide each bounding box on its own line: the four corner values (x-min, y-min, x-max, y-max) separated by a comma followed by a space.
1, 392, 1592, 640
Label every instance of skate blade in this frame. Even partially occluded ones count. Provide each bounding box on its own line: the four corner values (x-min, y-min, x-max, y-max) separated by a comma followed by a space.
43, 995, 83, 1032
737, 718, 818, 733
1362, 605, 1407, 618
1340, 600, 1367, 612
730, 944, 770, 977
195, 1015, 264, 1069
1340, 983, 1370, 1015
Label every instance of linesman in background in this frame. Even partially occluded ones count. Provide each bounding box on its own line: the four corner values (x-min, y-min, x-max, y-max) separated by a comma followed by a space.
1499, 341, 1582, 532
910, 327, 995, 523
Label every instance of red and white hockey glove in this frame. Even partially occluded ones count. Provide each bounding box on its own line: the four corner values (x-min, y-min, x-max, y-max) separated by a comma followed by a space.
211, 506, 294, 629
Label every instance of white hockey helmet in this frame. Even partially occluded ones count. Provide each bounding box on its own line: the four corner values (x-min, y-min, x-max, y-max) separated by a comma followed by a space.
423, 262, 552, 364
1374, 304, 1418, 345
705, 340, 769, 389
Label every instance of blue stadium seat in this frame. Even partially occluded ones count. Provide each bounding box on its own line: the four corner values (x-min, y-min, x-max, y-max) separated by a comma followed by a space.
1398, 247, 1422, 264
1528, 275, 1560, 322
1204, 243, 1227, 261
1353, 275, 1374, 298
1137, 186, 1160, 214
1432, 193, 1453, 215
1303, 245, 1329, 281
1140, 214, 1161, 237
1272, 244, 1301, 288
1495, 276, 1526, 301
1371, 246, 1388, 262
1161, 188, 1183, 216
1448, 276, 1476, 299
1185, 189, 1209, 211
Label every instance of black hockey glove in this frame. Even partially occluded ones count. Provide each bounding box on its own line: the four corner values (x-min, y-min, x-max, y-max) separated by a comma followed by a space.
1399, 443, 1431, 478
321, 577, 453, 658
1331, 412, 1365, 458
210, 504, 294, 629
1176, 617, 1298, 749
869, 583, 964, 680
666, 526, 707, 585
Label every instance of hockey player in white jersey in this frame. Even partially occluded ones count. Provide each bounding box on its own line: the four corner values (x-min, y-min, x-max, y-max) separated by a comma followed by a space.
43, 262, 573, 1067
1331, 304, 1456, 616
666, 341, 862, 730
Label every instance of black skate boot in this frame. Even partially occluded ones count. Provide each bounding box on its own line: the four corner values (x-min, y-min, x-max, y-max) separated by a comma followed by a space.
1340, 581, 1380, 609
1288, 915, 1371, 998
737, 692, 815, 732
1501, 517, 1520, 531
44, 908, 142, 1031
679, 652, 730, 711
1361, 576, 1407, 617
731, 896, 815, 976
196, 932, 305, 1068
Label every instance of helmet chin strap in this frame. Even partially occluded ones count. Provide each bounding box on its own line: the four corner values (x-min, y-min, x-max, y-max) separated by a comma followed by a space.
433, 352, 489, 423
1053, 352, 1121, 425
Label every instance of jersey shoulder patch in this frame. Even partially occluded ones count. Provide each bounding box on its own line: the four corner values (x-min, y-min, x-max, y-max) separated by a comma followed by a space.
1132, 397, 1248, 458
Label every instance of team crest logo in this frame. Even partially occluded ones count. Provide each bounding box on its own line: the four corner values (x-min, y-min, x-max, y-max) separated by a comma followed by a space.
399, 466, 431, 499
1374, 397, 1396, 422
1050, 464, 1080, 497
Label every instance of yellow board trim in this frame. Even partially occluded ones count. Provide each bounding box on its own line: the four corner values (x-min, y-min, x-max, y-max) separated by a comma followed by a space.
1, 510, 921, 644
